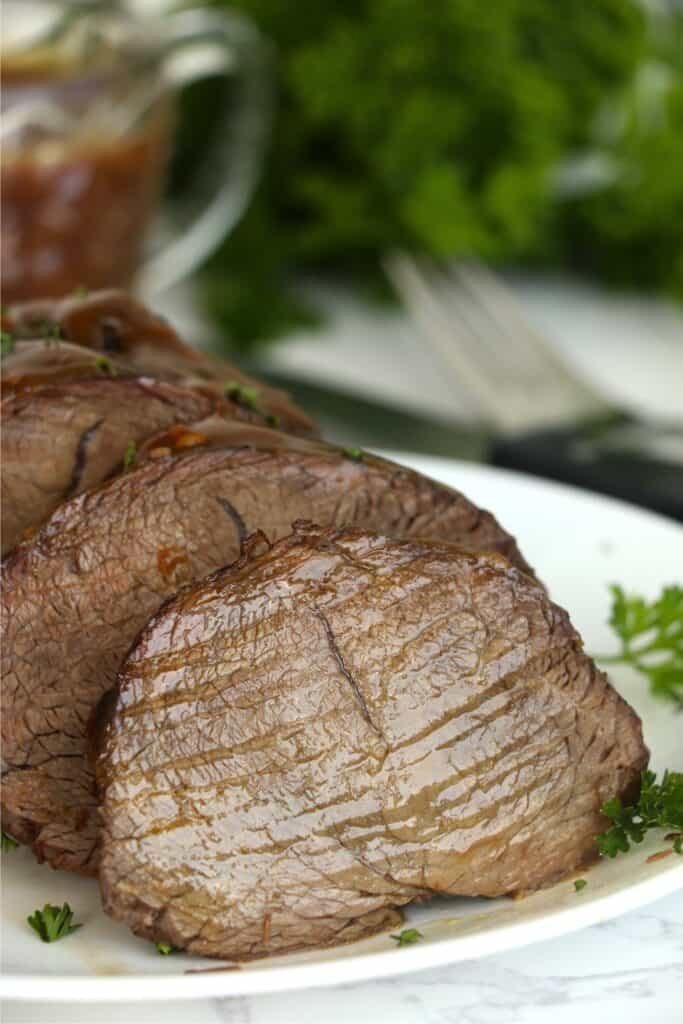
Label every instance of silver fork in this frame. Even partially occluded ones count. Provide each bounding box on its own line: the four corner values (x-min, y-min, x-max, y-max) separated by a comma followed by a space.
384, 252, 611, 436
385, 252, 683, 519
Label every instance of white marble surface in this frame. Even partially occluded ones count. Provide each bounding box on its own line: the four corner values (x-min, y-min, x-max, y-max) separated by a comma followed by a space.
4, 891, 683, 1023
3, 277, 682, 1023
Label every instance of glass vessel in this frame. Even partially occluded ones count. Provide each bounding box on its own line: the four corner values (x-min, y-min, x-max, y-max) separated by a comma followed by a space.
1, 0, 270, 302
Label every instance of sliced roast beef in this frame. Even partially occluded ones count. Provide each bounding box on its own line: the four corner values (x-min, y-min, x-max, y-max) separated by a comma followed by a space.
1, 339, 136, 396
4, 290, 316, 436
1, 423, 532, 874
97, 524, 647, 959
1, 344, 223, 553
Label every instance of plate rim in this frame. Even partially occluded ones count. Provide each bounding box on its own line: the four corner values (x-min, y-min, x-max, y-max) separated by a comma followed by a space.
3, 456, 682, 1002
377, 449, 683, 533
3, 866, 682, 1002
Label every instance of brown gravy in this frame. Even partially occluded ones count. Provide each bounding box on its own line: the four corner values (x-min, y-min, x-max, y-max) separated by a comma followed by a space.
1, 64, 171, 303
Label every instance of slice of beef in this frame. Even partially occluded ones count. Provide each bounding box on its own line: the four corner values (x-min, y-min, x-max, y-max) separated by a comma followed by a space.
1, 344, 223, 553
1, 339, 136, 396
97, 524, 648, 959
1, 424, 532, 874
5, 290, 317, 437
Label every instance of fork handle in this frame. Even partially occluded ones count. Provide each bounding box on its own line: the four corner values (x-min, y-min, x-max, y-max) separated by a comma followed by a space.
491, 413, 683, 521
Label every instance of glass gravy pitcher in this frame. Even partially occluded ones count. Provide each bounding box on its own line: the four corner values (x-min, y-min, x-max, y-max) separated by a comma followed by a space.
1, 0, 270, 303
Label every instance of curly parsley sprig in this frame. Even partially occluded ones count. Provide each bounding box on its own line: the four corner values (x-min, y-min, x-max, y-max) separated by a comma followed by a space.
28, 903, 82, 943
597, 584, 683, 709
596, 770, 683, 858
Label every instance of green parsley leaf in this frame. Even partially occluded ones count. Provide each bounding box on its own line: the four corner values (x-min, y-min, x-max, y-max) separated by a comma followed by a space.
156, 942, 179, 955
1, 830, 19, 851
73, 286, 89, 298
223, 380, 283, 427
574, 878, 587, 892
95, 356, 116, 376
597, 584, 683, 708
27, 903, 82, 943
343, 447, 363, 461
41, 321, 63, 346
123, 440, 137, 472
390, 928, 423, 947
224, 380, 260, 411
596, 770, 683, 858
1, 329, 15, 357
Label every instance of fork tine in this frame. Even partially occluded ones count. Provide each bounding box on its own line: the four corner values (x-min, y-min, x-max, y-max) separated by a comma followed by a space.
386, 251, 610, 435
450, 264, 611, 428
431, 271, 554, 430
386, 252, 564, 432
442, 267, 592, 420
453, 263, 604, 403
435, 268, 540, 386
384, 252, 507, 425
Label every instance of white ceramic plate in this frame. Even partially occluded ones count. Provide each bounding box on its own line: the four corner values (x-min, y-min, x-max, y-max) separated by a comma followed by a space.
2, 456, 682, 1002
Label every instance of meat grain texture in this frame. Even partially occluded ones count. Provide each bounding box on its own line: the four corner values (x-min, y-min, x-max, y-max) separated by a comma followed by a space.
1, 356, 217, 553
98, 525, 647, 959
1, 424, 530, 874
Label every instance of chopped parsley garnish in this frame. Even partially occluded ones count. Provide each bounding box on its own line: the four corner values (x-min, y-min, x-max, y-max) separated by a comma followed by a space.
224, 380, 282, 428
28, 903, 82, 943
73, 286, 89, 298
156, 942, 179, 955
224, 380, 260, 411
598, 584, 683, 709
596, 770, 683, 858
343, 446, 363, 461
574, 878, 587, 892
41, 321, 63, 346
95, 356, 116, 376
1, 830, 19, 851
390, 928, 423, 946
123, 440, 137, 472
1, 329, 15, 357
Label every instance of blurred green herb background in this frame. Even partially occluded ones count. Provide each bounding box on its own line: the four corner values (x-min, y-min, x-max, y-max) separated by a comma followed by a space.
176, 0, 683, 350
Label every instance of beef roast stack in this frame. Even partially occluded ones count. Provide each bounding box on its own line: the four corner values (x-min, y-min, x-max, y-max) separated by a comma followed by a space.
1, 291, 648, 960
